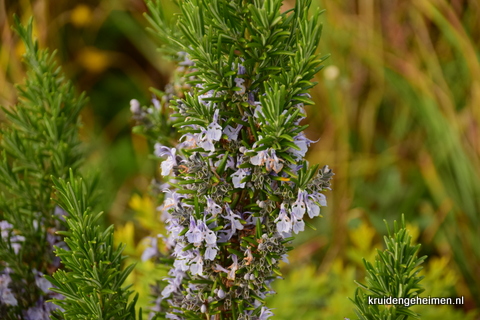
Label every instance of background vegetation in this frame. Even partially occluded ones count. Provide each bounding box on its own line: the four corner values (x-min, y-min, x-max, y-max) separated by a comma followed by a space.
1, 0, 478, 319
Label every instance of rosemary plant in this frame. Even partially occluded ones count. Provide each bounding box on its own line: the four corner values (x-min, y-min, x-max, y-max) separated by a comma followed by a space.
349, 216, 427, 320
133, 0, 334, 319
0, 17, 85, 319
47, 172, 139, 320
1, 17, 139, 319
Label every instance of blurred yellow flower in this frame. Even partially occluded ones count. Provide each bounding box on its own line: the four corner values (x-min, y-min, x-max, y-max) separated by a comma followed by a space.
71, 5, 92, 28
129, 193, 164, 233
349, 220, 375, 253
114, 221, 136, 256
15, 41, 26, 58
78, 47, 110, 73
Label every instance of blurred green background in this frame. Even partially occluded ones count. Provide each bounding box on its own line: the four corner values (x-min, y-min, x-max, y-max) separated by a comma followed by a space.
1, 0, 479, 319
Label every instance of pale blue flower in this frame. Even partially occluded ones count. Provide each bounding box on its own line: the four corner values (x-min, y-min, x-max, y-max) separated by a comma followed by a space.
197, 88, 214, 107
205, 196, 222, 217
189, 252, 204, 275
161, 189, 183, 217
155, 144, 177, 176
23, 296, 62, 320
234, 78, 246, 95
227, 254, 239, 280
232, 168, 248, 188
34, 270, 52, 293
152, 96, 161, 110
178, 51, 195, 66
204, 244, 218, 260
165, 218, 183, 240
258, 307, 274, 320
25, 306, 49, 320
223, 124, 242, 141
222, 206, 244, 240
141, 236, 159, 261
292, 219, 305, 234
274, 204, 292, 234
207, 109, 222, 140
306, 202, 320, 218
130, 99, 141, 114
293, 102, 306, 125
172, 243, 194, 272
10, 235, 25, 254
186, 217, 204, 246
198, 110, 222, 152
213, 264, 229, 274
204, 224, 217, 245
161, 271, 185, 298
289, 132, 316, 159
238, 63, 246, 75
250, 149, 267, 166
173, 256, 190, 272
0, 273, 17, 306
292, 190, 326, 219
226, 156, 236, 170
253, 101, 263, 118
198, 134, 215, 152
0, 220, 13, 239
265, 149, 283, 173
243, 247, 254, 265
166, 313, 182, 319
53, 205, 67, 221
305, 191, 327, 219
179, 132, 198, 149
290, 191, 306, 220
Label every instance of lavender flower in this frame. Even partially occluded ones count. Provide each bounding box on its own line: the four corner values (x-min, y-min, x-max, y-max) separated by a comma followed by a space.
142, 236, 160, 261
258, 307, 274, 320
186, 217, 204, 246
232, 168, 249, 188
130, 99, 141, 114
1, 220, 26, 254
198, 109, 222, 152
223, 124, 243, 141
155, 145, 178, 176
289, 132, 316, 160
34, 269, 52, 293
0, 272, 18, 306
222, 206, 244, 241
275, 204, 293, 235
234, 78, 246, 95
0, 220, 13, 239
205, 196, 222, 217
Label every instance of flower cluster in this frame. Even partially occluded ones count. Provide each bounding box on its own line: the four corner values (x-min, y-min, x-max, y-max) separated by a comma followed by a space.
135, 1, 333, 319
29, 271, 64, 319
0, 213, 66, 318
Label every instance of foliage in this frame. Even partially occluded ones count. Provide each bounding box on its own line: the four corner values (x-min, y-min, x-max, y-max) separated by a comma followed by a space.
313, 0, 480, 306
349, 216, 427, 320
47, 172, 139, 320
133, 0, 334, 319
0, 16, 85, 319
0, 16, 139, 319
268, 217, 477, 320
